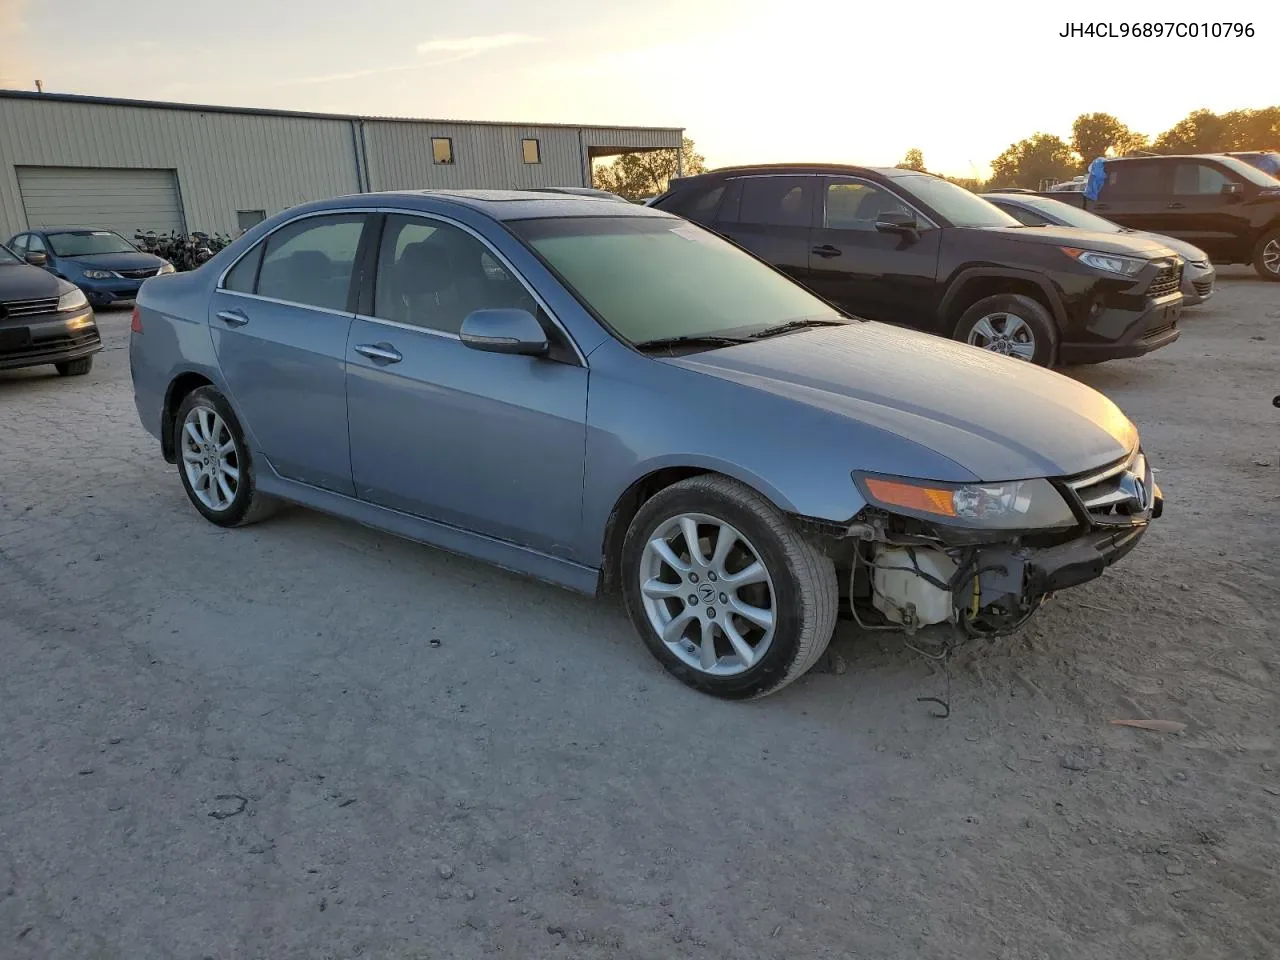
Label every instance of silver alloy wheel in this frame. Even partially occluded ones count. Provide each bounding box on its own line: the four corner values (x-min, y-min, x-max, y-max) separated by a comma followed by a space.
1263, 239, 1280, 274
181, 406, 240, 512
638, 512, 777, 676
967, 312, 1037, 360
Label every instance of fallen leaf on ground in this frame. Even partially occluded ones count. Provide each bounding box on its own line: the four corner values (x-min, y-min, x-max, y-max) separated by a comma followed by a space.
1110, 719, 1187, 733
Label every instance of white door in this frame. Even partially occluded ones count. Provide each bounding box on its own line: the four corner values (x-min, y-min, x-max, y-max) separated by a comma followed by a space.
17, 166, 184, 236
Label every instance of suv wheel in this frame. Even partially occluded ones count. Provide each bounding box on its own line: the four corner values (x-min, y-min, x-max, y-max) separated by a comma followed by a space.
620, 475, 838, 700
1253, 228, 1280, 281
954, 293, 1057, 366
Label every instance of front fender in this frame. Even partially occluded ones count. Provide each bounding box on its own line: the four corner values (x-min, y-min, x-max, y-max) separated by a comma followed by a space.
939, 266, 1069, 331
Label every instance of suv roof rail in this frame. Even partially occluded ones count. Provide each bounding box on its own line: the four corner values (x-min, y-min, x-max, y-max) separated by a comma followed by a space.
1120, 150, 1161, 158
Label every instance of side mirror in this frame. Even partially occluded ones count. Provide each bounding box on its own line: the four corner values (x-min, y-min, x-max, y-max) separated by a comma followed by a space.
25, 251, 49, 267
459, 308, 549, 357
1221, 182, 1244, 200
874, 211, 920, 240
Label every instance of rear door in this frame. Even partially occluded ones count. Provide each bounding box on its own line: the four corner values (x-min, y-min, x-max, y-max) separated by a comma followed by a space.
1092, 160, 1169, 233
208, 212, 369, 495
805, 176, 942, 325
710, 175, 818, 287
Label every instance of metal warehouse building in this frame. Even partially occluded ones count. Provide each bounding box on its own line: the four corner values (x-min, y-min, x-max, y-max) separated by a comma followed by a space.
0, 90, 682, 240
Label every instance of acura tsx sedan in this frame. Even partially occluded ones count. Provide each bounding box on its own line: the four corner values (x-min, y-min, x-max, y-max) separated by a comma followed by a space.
130, 190, 1164, 699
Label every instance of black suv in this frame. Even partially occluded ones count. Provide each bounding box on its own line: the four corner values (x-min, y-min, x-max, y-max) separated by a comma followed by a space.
651, 164, 1184, 366
1040, 153, 1280, 280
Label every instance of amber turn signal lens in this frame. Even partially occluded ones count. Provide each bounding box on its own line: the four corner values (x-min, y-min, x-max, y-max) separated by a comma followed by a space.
863, 477, 956, 517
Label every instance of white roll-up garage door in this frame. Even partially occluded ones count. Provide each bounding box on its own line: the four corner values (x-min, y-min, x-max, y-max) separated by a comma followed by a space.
17, 166, 185, 236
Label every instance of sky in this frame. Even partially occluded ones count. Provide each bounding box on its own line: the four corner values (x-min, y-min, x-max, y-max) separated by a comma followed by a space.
1, 0, 1275, 179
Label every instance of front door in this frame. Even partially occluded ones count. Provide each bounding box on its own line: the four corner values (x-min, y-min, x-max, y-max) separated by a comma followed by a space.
806, 176, 942, 326
1159, 160, 1253, 261
345, 213, 588, 559
208, 212, 368, 495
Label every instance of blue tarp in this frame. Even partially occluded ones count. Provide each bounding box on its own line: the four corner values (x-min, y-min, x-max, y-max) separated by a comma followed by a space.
1084, 157, 1107, 201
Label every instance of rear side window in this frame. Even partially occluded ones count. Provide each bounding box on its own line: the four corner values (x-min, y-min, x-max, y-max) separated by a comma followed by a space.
1102, 162, 1167, 198
662, 184, 726, 224
255, 214, 366, 312
736, 176, 815, 228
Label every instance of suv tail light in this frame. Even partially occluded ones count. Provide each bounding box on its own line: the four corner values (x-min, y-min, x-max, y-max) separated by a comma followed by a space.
130, 306, 143, 333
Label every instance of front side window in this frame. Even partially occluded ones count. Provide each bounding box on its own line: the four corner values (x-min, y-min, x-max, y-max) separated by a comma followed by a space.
432, 137, 454, 165
26, 234, 47, 253
1172, 162, 1232, 195
824, 180, 916, 230
522, 138, 541, 164
736, 176, 815, 228
255, 214, 366, 311
45, 230, 137, 256
510, 215, 842, 345
373, 215, 538, 334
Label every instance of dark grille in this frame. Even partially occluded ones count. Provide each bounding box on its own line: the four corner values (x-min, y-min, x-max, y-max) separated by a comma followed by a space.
1068, 450, 1153, 525
1192, 277, 1213, 297
117, 267, 159, 279
1147, 263, 1182, 299
1, 296, 59, 318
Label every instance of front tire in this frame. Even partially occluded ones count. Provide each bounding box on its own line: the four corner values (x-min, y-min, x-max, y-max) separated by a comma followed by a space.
173, 386, 277, 527
620, 475, 838, 699
1253, 228, 1280, 281
55, 356, 93, 376
953, 293, 1057, 366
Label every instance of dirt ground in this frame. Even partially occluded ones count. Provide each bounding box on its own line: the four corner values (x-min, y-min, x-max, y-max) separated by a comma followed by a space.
2, 269, 1277, 960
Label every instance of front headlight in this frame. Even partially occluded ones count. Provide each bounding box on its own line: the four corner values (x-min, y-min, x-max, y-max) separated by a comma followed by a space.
854, 473, 1076, 530
1061, 247, 1147, 277
82, 269, 116, 279
156, 262, 176, 275
57, 287, 89, 312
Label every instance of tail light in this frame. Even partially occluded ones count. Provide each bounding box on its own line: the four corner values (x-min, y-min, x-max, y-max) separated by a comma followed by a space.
130, 306, 143, 333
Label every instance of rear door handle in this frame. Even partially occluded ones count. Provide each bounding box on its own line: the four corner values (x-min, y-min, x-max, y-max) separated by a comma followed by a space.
811, 244, 842, 258
1167, 202, 1185, 209
216, 309, 249, 327
354, 342, 402, 364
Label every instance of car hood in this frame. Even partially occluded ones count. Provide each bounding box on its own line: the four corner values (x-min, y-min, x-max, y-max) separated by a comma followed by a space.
0, 261, 66, 300
977, 224, 1177, 258
666, 323, 1138, 481
1130, 231, 1208, 263
60, 251, 166, 271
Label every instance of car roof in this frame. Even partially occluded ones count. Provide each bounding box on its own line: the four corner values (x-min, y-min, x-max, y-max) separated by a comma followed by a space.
669, 163, 922, 185
326, 188, 673, 222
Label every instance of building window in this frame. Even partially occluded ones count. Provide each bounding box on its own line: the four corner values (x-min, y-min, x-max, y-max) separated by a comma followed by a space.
432, 137, 455, 165
521, 138, 541, 164
237, 210, 266, 232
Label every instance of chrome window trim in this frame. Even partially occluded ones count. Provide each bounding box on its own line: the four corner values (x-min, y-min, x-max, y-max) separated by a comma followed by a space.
216, 205, 587, 366
219, 289, 356, 318
355, 313, 461, 341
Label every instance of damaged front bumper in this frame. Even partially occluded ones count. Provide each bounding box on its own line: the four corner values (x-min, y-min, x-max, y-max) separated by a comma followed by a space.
823, 448, 1164, 637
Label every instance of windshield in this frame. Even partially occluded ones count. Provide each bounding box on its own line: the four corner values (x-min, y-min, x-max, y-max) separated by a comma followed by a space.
46, 230, 138, 256
510, 216, 842, 345
1216, 154, 1280, 186
0, 243, 19, 264
894, 174, 1022, 228
1016, 197, 1123, 233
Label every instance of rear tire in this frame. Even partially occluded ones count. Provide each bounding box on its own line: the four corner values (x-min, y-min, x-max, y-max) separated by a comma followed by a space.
55, 356, 93, 376
620, 475, 838, 699
1252, 228, 1280, 281
953, 293, 1057, 366
174, 386, 277, 528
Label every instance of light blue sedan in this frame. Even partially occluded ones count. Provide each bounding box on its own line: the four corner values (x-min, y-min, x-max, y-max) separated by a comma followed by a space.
130, 190, 1163, 698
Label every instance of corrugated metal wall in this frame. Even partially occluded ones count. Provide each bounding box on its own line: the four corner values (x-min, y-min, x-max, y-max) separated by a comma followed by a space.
0, 94, 683, 239
0, 97, 361, 237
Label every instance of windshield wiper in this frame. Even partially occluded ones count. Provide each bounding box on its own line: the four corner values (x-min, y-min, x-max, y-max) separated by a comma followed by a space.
747, 317, 852, 340
635, 334, 752, 353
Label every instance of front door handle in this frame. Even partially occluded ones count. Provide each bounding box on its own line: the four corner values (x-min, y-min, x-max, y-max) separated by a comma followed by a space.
216, 309, 249, 327
354, 342, 402, 364
1167, 202, 1185, 209
811, 244, 842, 258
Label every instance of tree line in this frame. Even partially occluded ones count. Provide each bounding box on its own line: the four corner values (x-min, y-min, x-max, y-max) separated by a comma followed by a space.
902, 106, 1280, 190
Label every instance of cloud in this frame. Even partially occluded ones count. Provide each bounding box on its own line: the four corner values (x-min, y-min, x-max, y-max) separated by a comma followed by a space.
415, 33, 539, 58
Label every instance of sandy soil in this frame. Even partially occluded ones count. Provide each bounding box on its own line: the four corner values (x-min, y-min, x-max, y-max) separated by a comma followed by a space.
1, 269, 1277, 960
